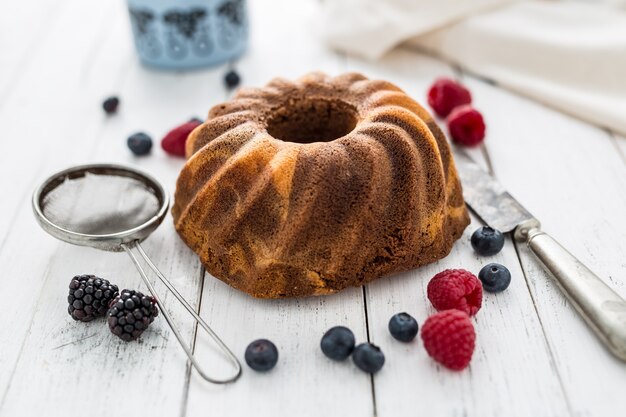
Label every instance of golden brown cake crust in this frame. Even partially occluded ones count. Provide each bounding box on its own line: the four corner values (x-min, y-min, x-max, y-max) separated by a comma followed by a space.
172, 72, 470, 298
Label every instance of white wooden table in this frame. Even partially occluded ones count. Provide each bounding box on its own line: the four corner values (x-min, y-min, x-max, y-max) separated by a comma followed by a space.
1, 1, 625, 416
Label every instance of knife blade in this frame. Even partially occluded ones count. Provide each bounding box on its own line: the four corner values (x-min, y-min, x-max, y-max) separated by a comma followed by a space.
451, 147, 626, 361
451, 149, 536, 233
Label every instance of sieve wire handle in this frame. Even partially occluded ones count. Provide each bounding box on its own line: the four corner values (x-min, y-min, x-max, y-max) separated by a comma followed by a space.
121, 241, 242, 384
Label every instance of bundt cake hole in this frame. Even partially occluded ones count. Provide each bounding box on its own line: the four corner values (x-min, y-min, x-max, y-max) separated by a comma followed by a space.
266, 98, 358, 143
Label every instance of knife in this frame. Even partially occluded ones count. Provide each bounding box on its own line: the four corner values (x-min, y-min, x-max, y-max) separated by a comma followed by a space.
452, 148, 626, 361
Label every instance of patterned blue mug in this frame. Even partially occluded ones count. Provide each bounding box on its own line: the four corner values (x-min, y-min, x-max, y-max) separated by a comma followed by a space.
126, 0, 248, 70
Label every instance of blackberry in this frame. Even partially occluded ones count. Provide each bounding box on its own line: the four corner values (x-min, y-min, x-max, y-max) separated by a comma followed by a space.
102, 96, 120, 114
68, 274, 119, 322
107, 289, 159, 342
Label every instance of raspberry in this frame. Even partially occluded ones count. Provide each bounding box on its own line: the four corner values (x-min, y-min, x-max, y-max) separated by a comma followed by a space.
161, 120, 202, 157
421, 310, 476, 371
427, 78, 472, 118
427, 269, 482, 316
447, 105, 486, 147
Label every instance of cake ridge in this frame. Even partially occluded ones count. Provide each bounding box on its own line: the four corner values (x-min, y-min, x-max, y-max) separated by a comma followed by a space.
328, 134, 392, 276
174, 132, 274, 229
363, 111, 447, 215
213, 145, 299, 251
353, 122, 426, 254
270, 142, 348, 262
188, 113, 260, 155
175, 125, 259, 216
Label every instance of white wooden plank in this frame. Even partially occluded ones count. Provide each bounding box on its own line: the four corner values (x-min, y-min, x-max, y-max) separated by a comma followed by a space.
0, 0, 122, 400
1, 227, 203, 417
368, 215, 571, 417
0, 0, 120, 243
0, 0, 71, 104
346, 50, 571, 417
1, 0, 623, 415
184, 1, 373, 416
464, 76, 626, 417
0, 1, 217, 415
186, 281, 372, 416
613, 134, 626, 165
232, 0, 346, 85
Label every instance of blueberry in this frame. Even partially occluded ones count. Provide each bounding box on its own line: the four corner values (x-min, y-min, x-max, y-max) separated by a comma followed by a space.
245, 339, 278, 372
388, 312, 418, 342
479, 263, 511, 293
352, 343, 385, 374
224, 70, 241, 89
471, 226, 505, 256
320, 326, 355, 361
189, 117, 203, 124
127, 132, 152, 156
102, 96, 119, 114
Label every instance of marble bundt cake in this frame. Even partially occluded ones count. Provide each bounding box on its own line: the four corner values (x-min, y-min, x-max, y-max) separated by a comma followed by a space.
172, 72, 470, 298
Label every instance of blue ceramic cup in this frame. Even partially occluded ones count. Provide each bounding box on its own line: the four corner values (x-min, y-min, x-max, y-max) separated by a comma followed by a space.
126, 0, 248, 70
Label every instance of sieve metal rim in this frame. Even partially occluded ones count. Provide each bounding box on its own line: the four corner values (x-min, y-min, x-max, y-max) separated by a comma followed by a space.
32, 163, 170, 251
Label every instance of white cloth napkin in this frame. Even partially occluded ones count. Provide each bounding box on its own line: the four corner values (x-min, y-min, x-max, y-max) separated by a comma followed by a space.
322, 0, 626, 136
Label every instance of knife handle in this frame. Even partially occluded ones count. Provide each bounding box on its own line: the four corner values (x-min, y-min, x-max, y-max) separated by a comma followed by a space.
522, 227, 626, 361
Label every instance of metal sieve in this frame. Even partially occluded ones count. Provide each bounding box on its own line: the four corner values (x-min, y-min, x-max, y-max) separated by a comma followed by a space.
32, 163, 241, 383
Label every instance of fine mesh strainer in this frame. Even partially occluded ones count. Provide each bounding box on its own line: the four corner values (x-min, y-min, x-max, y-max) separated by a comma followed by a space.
32, 164, 242, 383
